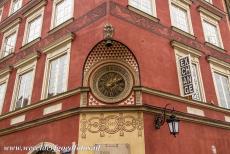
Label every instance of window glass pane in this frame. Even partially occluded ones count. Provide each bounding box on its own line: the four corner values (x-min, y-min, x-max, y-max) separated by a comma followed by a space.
0, 83, 6, 113
129, 0, 153, 15
203, 21, 220, 47
15, 71, 33, 109
54, 0, 72, 26
171, 4, 189, 33
3, 32, 16, 57
191, 64, 202, 101
48, 54, 68, 97
214, 73, 230, 108
11, 0, 22, 14
26, 15, 42, 43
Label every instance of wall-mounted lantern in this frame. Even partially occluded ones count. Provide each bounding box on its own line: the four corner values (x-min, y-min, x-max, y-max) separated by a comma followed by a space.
155, 104, 180, 137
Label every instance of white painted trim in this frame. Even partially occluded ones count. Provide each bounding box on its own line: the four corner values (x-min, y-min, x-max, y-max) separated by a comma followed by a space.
10, 60, 37, 111
225, 116, 230, 122
50, 0, 74, 30
200, 12, 224, 49
187, 107, 205, 116
10, 114, 25, 125
22, 7, 45, 46
0, 6, 3, 22
209, 62, 230, 109
41, 42, 71, 99
43, 103, 62, 115
0, 74, 9, 115
0, 24, 19, 59
169, 0, 194, 35
174, 48, 206, 102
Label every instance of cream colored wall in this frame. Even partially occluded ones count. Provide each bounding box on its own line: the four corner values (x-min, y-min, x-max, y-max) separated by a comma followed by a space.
78, 112, 145, 154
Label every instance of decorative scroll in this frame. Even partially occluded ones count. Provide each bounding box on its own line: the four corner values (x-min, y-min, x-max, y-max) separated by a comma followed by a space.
80, 112, 143, 138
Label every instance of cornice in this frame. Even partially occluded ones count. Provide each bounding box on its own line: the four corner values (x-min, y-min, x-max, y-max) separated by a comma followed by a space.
0, 87, 83, 120
14, 51, 41, 69
171, 40, 202, 57
198, 6, 222, 21
23, 0, 47, 17
199, 0, 227, 17
171, 0, 193, 6
0, 105, 230, 136
0, 65, 13, 77
207, 55, 230, 69
42, 32, 75, 53
0, 17, 21, 33
134, 86, 230, 114
171, 26, 196, 40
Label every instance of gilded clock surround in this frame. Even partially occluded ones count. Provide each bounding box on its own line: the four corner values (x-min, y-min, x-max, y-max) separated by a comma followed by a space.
82, 40, 141, 106
90, 64, 133, 103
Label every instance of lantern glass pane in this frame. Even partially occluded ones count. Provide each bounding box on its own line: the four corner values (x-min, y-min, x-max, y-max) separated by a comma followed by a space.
168, 122, 173, 133
174, 121, 179, 133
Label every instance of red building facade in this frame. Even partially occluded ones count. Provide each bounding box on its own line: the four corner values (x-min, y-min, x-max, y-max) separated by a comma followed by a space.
0, 0, 230, 154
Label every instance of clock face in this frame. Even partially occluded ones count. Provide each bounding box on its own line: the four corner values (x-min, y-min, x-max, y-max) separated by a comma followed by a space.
90, 64, 133, 103
98, 72, 125, 97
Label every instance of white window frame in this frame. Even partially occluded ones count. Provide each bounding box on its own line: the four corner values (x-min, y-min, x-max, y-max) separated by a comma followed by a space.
50, 0, 74, 29
200, 13, 224, 48
209, 62, 230, 109
22, 7, 44, 45
41, 42, 71, 99
10, 61, 37, 111
169, 0, 194, 35
9, 0, 23, 16
0, 24, 19, 59
128, 0, 157, 17
0, 7, 4, 22
204, 0, 213, 4
0, 74, 9, 114
174, 49, 206, 102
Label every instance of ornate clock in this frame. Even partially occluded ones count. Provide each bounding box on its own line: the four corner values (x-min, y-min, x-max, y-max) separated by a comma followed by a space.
90, 64, 133, 103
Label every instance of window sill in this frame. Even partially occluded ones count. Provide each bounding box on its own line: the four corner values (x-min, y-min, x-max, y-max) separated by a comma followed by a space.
204, 42, 226, 53
0, 53, 15, 63
48, 17, 74, 35
127, 5, 160, 23
171, 26, 196, 40
20, 37, 41, 51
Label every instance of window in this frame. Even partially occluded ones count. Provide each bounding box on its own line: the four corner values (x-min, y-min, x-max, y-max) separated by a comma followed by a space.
23, 8, 44, 45
129, 0, 156, 16
214, 73, 230, 108
14, 71, 33, 109
169, 0, 193, 34
172, 41, 206, 102
11, 61, 36, 111
0, 25, 19, 59
51, 0, 74, 28
176, 54, 204, 101
209, 58, 230, 109
42, 41, 71, 99
26, 16, 42, 43
2, 32, 16, 58
0, 75, 8, 114
10, 0, 22, 15
47, 54, 68, 97
200, 13, 223, 48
